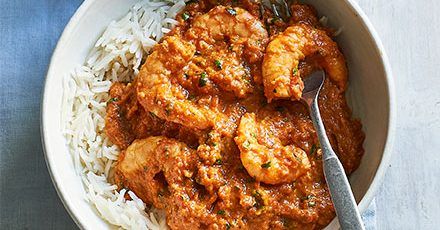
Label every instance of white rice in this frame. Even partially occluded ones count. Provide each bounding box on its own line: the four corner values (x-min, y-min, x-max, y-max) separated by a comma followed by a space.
61, 0, 186, 229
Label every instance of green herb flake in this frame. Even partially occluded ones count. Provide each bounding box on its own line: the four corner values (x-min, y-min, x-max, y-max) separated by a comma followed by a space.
245, 177, 255, 184
261, 161, 271, 169
107, 97, 118, 104
309, 144, 317, 155
214, 159, 223, 165
281, 217, 295, 228
214, 59, 222, 69
188, 94, 196, 100
165, 104, 173, 116
270, 17, 279, 24
157, 191, 164, 197
252, 190, 264, 209
308, 201, 316, 207
251, 132, 257, 139
199, 72, 208, 87
149, 111, 157, 118
226, 8, 237, 16
143, 166, 148, 171
243, 140, 251, 149
252, 190, 261, 198
293, 67, 298, 75
181, 12, 190, 21
217, 210, 226, 215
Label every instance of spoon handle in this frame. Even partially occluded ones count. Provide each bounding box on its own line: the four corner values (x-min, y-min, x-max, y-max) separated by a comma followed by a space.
310, 98, 365, 230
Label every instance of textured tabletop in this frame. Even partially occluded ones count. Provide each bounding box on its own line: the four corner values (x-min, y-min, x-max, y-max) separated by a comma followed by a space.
0, 0, 439, 229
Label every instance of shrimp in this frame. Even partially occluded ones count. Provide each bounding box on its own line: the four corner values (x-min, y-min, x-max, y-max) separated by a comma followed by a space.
137, 36, 219, 130
185, 6, 269, 92
137, 6, 268, 129
262, 23, 348, 102
114, 136, 199, 209
235, 113, 311, 185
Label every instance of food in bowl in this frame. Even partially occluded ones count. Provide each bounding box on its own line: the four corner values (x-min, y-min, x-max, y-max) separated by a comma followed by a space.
62, 0, 364, 229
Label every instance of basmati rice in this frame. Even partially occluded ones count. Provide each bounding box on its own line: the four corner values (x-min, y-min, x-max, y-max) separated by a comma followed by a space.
61, 0, 187, 229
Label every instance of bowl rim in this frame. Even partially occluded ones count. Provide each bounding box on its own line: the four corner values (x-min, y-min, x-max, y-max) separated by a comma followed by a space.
41, 0, 395, 229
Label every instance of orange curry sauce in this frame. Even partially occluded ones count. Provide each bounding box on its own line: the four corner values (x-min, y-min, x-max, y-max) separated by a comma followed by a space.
105, 1, 364, 229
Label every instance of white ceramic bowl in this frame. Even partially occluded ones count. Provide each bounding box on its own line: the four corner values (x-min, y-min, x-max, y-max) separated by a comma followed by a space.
41, 0, 395, 229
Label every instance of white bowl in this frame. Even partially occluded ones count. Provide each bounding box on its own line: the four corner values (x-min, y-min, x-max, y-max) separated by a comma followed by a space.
41, 0, 395, 229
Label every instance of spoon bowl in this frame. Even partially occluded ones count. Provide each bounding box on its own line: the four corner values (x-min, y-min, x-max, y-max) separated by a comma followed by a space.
302, 70, 365, 230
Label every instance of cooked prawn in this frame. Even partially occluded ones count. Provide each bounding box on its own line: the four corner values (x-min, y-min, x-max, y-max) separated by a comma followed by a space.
235, 113, 311, 185
137, 6, 268, 129
114, 136, 199, 209
262, 23, 347, 102
185, 6, 269, 92
136, 36, 219, 130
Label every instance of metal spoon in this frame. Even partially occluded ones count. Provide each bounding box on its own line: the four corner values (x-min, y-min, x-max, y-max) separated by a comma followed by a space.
302, 70, 365, 230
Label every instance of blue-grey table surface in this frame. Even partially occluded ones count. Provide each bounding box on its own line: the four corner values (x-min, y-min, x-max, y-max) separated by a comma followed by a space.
1, 0, 439, 229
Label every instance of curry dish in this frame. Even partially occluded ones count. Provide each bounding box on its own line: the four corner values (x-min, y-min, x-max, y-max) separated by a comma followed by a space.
105, 0, 365, 229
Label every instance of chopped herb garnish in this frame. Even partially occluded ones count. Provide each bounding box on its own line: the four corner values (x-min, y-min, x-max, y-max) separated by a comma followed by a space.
183, 73, 189, 79
188, 94, 196, 100
281, 217, 295, 228
308, 201, 316, 207
228, 45, 233, 51
243, 140, 251, 149
181, 12, 190, 21
252, 190, 264, 209
180, 195, 189, 201
143, 166, 148, 171
245, 177, 255, 183
251, 132, 257, 139
165, 104, 172, 116
261, 161, 271, 169
270, 17, 279, 24
252, 190, 261, 198
310, 144, 317, 155
214, 59, 222, 69
293, 67, 298, 75
214, 159, 223, 165
217, 210, 226, 215
199, 72, 208, 87
226, 8, 237, 16
107, 97, 118, 104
